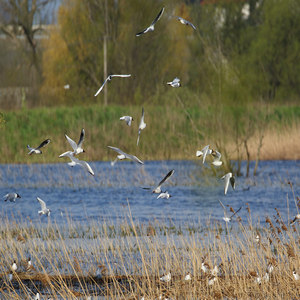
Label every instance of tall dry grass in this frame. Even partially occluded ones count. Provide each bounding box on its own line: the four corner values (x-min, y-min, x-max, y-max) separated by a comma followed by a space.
0, 199, 299, 299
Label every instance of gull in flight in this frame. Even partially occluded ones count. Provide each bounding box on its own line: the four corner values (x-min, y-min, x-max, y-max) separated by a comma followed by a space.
290, 214, 300, 225
37, 197, 51, 216
176, 17, 196, 30
221, 172, 235, 195
218, 200, 241, 222
196, 145, 212, 164
157, 191, 171, 199
137, 107, 146, 146
27, 139, 50, 155
120, 116, 133, 126
167, 77, 181, 88
211, 150, 223, 166
136, 7, 165, 36
59, 151, 95, 175
94, 74, 131, 97
65, 128, 85, 155
143, 170, 174, 194
3, 193, 21, 202
160, 271, 171, 282
108, 146, 144, 165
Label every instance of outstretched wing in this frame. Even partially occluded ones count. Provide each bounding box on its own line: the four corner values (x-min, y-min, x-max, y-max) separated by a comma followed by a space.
94, 77, 109, 96
65, 134, 77, 152
77, 128, 85, 148
127, 154, 144, 165
110, 74, 131, 78
37, 197, 47, 210
107, 146, 127, 157
79, 160, 94, 176
222, 173, 230, 195
151, 7, 165, 26
157, 170, 174, 189
36, 139, 50, 150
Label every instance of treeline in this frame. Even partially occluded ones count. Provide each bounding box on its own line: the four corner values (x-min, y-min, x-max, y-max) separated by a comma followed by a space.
1, 0, 300, 107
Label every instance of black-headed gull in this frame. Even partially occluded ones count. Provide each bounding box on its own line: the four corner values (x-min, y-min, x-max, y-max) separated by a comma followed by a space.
108, 146, 144, 165
176, 17, 196, 30
290, 214, 300, 225
137, 107, 146, 146
33, 293, 40, 300
160, 271, 171, 282
11, 260, 17, 272
221, 172, 235, 195
59, 151, 95, 175
136, 7, 165, 36
37, 197, 51, 216
293, 269, 299, 280
196, 145, 212, 164
94, 74, 131, 97
218, 200, 241, 222
184, 273, 192, 281
120, 116, 133, 126
27, 139, 50, 155
157, 191, 171, 199
65, 128, 85, 155
211, 150, 222, 166
3, 193, 21, 202
167, 77, 181, 88
143, 170, 174, 194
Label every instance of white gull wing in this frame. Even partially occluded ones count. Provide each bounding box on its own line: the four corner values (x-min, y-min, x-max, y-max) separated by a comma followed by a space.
108, 146, 144, 165
37, 197, 47, 211
71, 156, 95, 176
137, 107, 146, 146
65, 135, 78, 152
202, 145, 211, 163
110, 74, 131, 78
221, 172, 233, 195
94, 77, 109, 97
120, 116, 133, 126
177, 17, 196, 30
136, 7, 165, 36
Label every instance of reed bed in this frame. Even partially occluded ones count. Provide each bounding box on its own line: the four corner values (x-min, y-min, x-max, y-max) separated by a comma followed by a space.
0, 201, 299, 299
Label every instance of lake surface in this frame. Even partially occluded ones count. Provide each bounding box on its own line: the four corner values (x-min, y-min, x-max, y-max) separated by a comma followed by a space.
0, 160, 299, 226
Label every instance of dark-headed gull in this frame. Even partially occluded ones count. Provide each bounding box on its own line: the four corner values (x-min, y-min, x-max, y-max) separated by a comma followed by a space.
120, 116, 133, 126
27, 139, 50, 155
137, 107, 146, 146
218, 200, 241, 222
65, 128, 85, 155
136, 7, 165, 36
59, 151, 95, 175
37, 197, 51, 216
11, 260, 17, 272
176, 17, 196, 30
3, 193, 21, 202
167, 77, 181, 87
221, 172, 235, 195
143, 170, 174, 194
94, 74, 131, 97
184, 273, 192, 281
157, 191, 171, 199
211, 150, 222, 166
108, 146, 144, 165
290, 214, 300, 225
293, 269, 299, 280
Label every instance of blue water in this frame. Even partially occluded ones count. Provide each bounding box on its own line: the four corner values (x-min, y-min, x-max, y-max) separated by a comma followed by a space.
0, 160, 299, 225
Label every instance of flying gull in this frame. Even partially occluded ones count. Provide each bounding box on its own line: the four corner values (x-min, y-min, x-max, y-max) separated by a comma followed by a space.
94, 74, 131, 97
3, 193, 21, 202
211, 150, 223, 166
27, 139, 50, 155
136, 7, 165, 36
218, 199, 241, 222
167, 77, 181, 88
176, 17, 196, 30
59, 151, 95, 175
137, 107, 146, 146
221, 172, 235, 195
196, 145, 212, 164
143, 170, 174, 194
108, 146, 144, 165
65, 128, 85, 155
37, 197, 51, 216
157, 191, 171, 199
120, 116, 133, 126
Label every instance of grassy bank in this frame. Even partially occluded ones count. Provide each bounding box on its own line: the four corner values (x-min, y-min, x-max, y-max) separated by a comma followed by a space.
0, 103, 300, 163
0, 202, 299, 299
